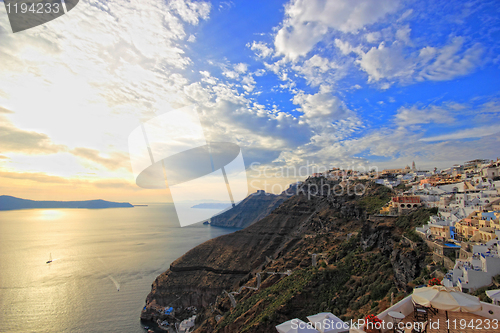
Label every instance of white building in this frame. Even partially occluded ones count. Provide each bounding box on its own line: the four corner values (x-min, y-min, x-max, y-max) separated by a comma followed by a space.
443, 238, 500, 292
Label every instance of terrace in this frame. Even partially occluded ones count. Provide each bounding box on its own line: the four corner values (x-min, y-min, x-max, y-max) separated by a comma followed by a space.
353, 294, 500, 333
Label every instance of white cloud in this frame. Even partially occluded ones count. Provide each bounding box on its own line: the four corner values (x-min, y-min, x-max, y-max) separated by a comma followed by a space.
241, 75, 255, 86
274, 21, 327, 61
397, 9, 413, 22
419, 125, 500, 142
274, 0, 400, 60
417, 37, 483, 81
254, 69, 266, 76
293, 86, 349, 126
480, 100, 500, 113
395, 25, 411, 44
292, 55, 338, 86
356, 42, 414, 82
222, 63, 249, 79
395, 105, 452, 125
241, 75, 256, 92
249, 41, 273, 58
222, 70, 239, 79
169, 0, 211, 25
234, 63, 248, 74
365, 31, 382, 43
340, 36, 483, 85
335, 39, 357, 55
0, 0, 212, 183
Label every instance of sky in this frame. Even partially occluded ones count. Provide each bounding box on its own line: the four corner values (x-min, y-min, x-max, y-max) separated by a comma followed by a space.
0, 0, 499, 202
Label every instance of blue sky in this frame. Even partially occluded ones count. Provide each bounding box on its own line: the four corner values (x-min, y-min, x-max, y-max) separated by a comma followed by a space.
0, 0, 499, 200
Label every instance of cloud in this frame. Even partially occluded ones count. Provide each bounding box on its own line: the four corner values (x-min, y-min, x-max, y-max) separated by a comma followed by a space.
0, 117, 66, 154
234, 63, 248, 74
334, 39, 358, 55
0, 106, 14, 114
293, 86, 350, 125
0, 170, 134, 189
397, 9, 413, 22
480, 100, 500, 113
241, 75, 256, 92
249, 41, 273, 58
274, 0, 400, 60
274, 21, 327, 61
356, 42, 414, 82
291, 55, 338, 86
419, 125, 500, 142
417, 37, 483, 81
0, 170, 70, 184
341, 36, 483, 85
0, 0, 214, 182
1, 0, 495, 196
395, 25, 411, 44
169, 0, 211, 25
71, 147, 130, 171
365, 32, 382, 43
92, 180, 135, 189
395, 105, 452, 125
222, 63, 249, 79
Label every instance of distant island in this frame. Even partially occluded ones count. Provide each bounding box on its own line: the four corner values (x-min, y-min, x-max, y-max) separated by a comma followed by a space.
191, 203, 232, 209
0, 195, 134, 211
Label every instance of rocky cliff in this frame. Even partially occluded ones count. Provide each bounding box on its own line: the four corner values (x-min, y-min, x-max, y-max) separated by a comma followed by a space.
209, 184, 297, 229
141, 178, 437, 332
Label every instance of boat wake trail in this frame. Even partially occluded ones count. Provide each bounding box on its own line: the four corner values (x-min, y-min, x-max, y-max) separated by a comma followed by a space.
98, 258, 121, 291
107, 274, 121, 291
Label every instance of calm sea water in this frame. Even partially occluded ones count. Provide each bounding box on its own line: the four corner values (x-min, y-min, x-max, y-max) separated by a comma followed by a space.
0, 204, 239, 333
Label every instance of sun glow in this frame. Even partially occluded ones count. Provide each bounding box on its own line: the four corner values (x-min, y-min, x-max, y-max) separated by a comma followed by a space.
38, 209, 65, 220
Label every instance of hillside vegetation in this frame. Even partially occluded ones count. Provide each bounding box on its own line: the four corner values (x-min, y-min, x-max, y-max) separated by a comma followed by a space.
186, 180, 438, 333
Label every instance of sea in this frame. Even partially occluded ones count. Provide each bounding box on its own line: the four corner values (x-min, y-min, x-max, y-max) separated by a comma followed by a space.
0, 204, 239, 333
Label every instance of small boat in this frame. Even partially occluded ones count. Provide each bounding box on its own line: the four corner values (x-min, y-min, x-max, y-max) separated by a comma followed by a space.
46, 253, 52, 264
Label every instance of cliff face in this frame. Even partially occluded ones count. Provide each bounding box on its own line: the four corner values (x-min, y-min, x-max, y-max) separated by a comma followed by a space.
143, 192, 318, 313
360, 217, 426, 292
142, 179, 436, 332
209, 185, 297, 229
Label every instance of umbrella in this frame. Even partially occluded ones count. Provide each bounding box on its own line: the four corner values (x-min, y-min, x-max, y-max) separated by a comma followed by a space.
276, 319, 320, 333
412, 285, 482, 333
486, 289, 500, 305
306, 313, 348, 333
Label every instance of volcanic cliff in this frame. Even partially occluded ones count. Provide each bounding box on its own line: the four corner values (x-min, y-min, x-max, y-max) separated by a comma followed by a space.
141, 178, 437, 332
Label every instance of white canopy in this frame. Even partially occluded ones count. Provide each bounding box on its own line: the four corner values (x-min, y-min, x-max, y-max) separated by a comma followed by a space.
306, 313, 349, 333
486, 289, 500, 304
412, 286, 481, 312
276, 319, 320, 333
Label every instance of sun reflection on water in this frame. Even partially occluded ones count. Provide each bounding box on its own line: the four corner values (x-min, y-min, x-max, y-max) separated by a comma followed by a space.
38, 210, 65, 220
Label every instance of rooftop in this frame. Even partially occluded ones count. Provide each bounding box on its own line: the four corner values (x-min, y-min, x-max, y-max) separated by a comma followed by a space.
369, 293, 500, 333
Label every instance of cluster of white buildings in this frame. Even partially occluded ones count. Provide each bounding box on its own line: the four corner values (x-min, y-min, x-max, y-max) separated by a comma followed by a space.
405, 159, 500, 293
443, 240, 500, 292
